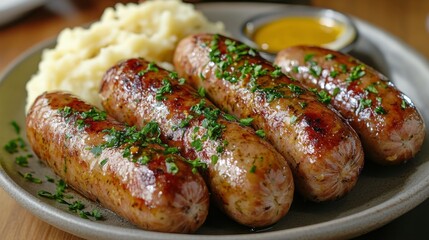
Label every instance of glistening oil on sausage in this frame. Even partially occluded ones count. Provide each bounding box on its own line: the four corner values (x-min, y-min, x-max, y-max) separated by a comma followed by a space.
274, 46, 426, 165
99, 58, 294, 227
26, 92, 209, 233
173, 34, 364, 202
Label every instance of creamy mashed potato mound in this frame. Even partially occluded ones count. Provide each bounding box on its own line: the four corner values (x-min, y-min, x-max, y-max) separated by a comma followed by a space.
26, 0, 225, 111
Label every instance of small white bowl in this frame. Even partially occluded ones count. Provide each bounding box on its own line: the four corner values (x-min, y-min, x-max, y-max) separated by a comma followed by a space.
240, 5, 358, 61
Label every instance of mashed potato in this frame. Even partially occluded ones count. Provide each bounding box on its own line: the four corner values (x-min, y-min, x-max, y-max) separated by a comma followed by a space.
26, 0, 225, 111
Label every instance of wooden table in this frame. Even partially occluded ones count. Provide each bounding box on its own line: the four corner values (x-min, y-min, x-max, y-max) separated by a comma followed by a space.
0, 1, 428, 239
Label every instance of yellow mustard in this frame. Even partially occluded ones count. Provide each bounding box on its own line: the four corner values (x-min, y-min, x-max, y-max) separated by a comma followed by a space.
252, 17, 344, 53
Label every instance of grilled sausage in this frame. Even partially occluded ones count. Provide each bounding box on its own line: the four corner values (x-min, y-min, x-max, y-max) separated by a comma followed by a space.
275, 46, 426, 165
99, 58, 294, 227
174, 34, 364, 202
26, 92, 209, 233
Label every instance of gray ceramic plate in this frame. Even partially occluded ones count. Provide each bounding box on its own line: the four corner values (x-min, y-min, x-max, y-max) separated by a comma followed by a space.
1, 2, 428, 240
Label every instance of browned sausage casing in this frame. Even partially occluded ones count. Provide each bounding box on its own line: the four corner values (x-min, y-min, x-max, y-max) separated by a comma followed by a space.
100, 58, 294, 227
174, 34, 365, 202
26, 92, 209, 233
275, 46, 426, 165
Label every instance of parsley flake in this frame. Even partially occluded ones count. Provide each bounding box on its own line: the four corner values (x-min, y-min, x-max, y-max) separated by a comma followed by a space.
18, 172, 42, 184
198, 87, 206, 97
255, 129, 266, 138
365, 84, 378, 94
330, 70, 339, 78
239, 118, 254, 126
346, 65, 366, 82
211, 155, 219, 165
375, 106, 387, 115
156, 79, 173, 101
15, 156, 29, 167
11, 121, 20, 134
100, 158, 108, 167
401, 99, 409, 109
249, 165, 256, 173
138, 62, 159, 76
360, 98, 372, 109
325, 53, 335, 60
304, 53, 315, 62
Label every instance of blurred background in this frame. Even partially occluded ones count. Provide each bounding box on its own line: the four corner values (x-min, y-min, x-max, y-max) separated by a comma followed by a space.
1, 0, 429, 71
0, 0, 428, 72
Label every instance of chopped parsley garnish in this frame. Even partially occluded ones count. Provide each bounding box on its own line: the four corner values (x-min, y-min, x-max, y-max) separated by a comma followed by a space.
184, 158, 207, 174
304, 53, 315, 62
309, 65, 322, 77
90, 146, 103, 157
299, 101, 308, 109
325, 54, 335, 60
211, 155, 219, 165
253, 64, 269, 78
38, 179, 103, 220
255, 129, 266, 138
45, 176, 55, 183
317, 90, 332, 104
346, 65, 366, 82
164, 147, 180, 155
292, 66, 299, 73
332, 87, 340, 96
58, 107, 107, 130
271, 66, 283, 78
310, 88, 331, 104
375, 106, 387, 115
4, 139, 19, 154
365, 84, 378, 94
339, 64, 348, 73
100, 159, 108, 167
259, 87, 286, 103
4, 137, 26, 154
376, 97, 383, 104
15, 156, 29, 167
138, 62, 159, 76
288, 84, 305, 95
81, 108, 107, 121
136, 155, 150, 165
207, 35, 305, 104
189, 99, 225, 142
330, 70, 339, 78
198, 87, 206, 97
169, 71, 178, 79
11, 121, 20, 134
191, 139, 203, 151
156, 79, 173, 101
69, 200, 85, 212
401, 99, 408, 109
249, 165, 256, 173
18, 172, 42, 184
165, 158, 179, 175
223, 113, 237, 122
176, 115, 193, 129
290, 115, 298, 124
239, 118, 253, 126
178, 77, 186, 85
4, 122, 34, 168
360, 98, 372, 109
59, 106, 73, 118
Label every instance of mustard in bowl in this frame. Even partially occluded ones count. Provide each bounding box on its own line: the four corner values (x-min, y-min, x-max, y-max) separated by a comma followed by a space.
241, 5, 358, 61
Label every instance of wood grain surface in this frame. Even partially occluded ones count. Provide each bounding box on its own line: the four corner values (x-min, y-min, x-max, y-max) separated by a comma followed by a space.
0, 1, 428, 239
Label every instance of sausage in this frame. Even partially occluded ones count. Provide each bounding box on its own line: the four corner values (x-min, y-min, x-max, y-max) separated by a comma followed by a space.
99, 58, 294, 227
274, 46, 426, 165
174, 34, 364, 202
26, 92, 209, 233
